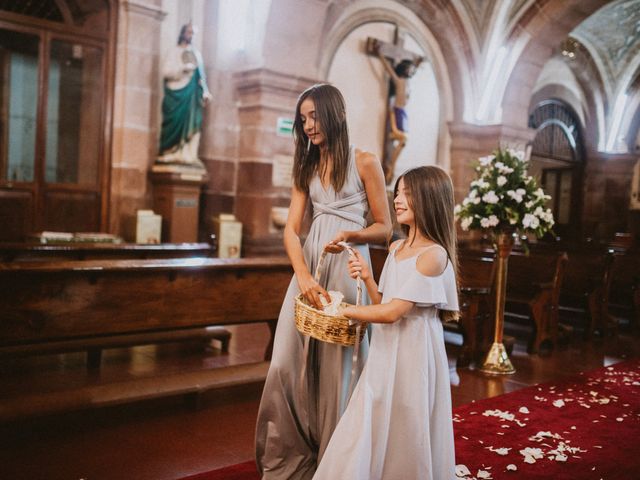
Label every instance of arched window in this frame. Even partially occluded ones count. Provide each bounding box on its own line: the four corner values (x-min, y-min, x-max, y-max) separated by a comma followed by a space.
528, 100, 584, 239
0, 1, 115, 240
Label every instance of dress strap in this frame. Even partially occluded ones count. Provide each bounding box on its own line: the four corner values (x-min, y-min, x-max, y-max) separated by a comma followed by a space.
395, 241, 447, 261
416, 244, 446, 256
348, 145, 364, 190
415, 243, 448, 262
415, 243, 450, 274
391, 239, 405, 254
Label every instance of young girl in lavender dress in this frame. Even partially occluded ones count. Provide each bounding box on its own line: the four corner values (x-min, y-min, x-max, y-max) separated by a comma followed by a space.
314, 166, 460, 480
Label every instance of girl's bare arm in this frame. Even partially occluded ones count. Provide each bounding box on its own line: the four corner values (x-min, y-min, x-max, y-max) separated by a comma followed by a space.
284, 185, 331, 309
343, 298, 414, 324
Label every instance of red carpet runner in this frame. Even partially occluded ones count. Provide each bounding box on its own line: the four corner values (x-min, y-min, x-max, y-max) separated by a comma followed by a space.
180, 359, 640, 480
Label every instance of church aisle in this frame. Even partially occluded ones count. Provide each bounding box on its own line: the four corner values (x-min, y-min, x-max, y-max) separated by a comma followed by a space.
0, 326, 638, 480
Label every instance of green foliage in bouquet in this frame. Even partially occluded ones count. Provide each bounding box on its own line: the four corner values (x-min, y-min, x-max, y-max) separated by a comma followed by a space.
455, 148, 555, 238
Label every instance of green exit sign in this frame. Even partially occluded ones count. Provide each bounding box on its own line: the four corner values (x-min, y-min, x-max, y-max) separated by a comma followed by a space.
276, 117, 293, 137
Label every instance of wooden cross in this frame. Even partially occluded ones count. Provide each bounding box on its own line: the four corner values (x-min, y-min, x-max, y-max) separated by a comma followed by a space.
366, 27, 424, 184
365, 29, 423, 69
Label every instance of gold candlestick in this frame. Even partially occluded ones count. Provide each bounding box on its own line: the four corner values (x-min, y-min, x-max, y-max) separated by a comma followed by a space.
481, 231, 516, 375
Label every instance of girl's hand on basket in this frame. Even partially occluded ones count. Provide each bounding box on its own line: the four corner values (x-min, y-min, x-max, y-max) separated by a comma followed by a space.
298, 273, 331, 309
324, 231, 351, 254
348, 249, 370, 281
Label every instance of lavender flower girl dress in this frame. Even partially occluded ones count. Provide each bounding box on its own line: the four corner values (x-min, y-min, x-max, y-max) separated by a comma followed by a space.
313, 241, 458, 480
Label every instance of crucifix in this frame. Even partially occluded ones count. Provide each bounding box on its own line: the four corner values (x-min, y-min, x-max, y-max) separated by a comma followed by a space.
366, 28, 424, 184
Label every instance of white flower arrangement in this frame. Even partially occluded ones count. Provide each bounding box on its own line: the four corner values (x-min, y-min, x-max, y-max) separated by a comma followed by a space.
455, 148, 555, 238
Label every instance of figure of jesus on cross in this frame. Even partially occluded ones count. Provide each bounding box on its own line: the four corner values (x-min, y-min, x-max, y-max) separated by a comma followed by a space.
366, 32, 423, 184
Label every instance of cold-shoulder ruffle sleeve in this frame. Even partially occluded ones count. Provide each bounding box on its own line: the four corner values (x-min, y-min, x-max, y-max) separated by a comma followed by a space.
391, 262, 459, 311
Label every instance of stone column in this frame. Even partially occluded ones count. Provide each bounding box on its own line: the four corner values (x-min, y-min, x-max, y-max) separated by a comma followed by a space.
231, 69, 319, 256
582, 152, 638, 239
109, 0, 165, 237
195, 0, 237, 245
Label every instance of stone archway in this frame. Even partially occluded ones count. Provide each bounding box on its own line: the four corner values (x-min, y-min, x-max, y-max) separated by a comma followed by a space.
501, 0, 611, 129
528, 100, 585, 240
318, 0, 454, 172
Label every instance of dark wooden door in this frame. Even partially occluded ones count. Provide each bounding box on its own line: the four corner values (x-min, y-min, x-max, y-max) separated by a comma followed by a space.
0, 2, 114, 240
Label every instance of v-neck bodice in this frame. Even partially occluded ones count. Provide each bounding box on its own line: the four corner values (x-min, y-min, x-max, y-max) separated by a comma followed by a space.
309, 146, 363, 200
306, 145, 369, 231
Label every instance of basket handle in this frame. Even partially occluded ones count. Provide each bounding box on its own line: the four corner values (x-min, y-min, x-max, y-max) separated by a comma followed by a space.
315, 245, 364, 402
314, 247, 362, 307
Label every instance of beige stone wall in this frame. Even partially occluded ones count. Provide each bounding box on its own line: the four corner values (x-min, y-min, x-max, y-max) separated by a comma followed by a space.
448, 123, 535, 201
109, 0, 215, 240
104, 0, 638, 248
223, 69, 317, 255
110, 0, 165, 238
327, 21, 441, 184
582, 153, 637, 239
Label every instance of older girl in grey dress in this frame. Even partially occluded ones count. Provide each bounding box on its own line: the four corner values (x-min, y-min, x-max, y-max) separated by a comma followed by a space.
255, 84, 391, 479
314, 166, 459, 480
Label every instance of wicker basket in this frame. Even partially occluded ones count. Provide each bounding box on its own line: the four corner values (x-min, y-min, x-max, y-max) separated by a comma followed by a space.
295, 250, 364, 346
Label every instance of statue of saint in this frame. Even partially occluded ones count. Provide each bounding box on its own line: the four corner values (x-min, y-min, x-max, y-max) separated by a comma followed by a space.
157, 22, 212, 170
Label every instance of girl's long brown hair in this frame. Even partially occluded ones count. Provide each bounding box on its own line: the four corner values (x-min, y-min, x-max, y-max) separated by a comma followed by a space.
292, 84, 350, 193
395, 166, 460, 322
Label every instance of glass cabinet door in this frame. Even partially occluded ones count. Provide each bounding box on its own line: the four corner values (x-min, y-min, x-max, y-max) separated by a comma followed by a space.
46, 40, 103, 186
0, 2, 112, 241
0, 29, 40, 183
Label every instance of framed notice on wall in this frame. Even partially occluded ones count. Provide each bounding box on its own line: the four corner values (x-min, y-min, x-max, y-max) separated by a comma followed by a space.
272, 154, 293, 188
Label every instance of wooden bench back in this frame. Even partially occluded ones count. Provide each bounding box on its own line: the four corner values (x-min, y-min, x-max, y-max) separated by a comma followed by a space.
0, 242, 215, 262
563, 250, 613, 293
507, 250, 568, 301
538, 246, 615, 306
367, 244, 388, 283
458, 249, 496, 293
609, 250, 640, 308
0, 257, 292, 348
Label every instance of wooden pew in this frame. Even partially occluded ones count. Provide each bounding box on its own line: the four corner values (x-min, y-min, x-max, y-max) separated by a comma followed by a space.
505, 250, 568, 353
369, 244, 388, 282
528, 241, 619, 337
455, 249, 496, 367
0, 242, 214, 262
608, 250, 640, 332
609, 232, 635, 252
554, 246, 615, 337
0, 242, 230, 352
0, 257, 292, 367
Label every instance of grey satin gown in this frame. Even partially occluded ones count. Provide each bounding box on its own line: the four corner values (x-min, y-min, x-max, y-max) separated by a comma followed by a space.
255, 146, 372, 479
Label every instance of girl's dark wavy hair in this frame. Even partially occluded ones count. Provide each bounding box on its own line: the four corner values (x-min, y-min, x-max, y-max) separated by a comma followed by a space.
292, 84, 350, 193
395, 166, 460, 322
